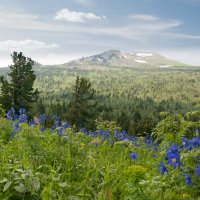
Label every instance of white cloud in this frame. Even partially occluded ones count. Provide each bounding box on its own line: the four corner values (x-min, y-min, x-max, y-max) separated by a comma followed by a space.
0, 8, 199, 66
0, 9, 188, 41
165, 33, 200, 40
0, 11, 39, 20
129, 14, 158, 21
0, 39, 59, 52
140, 20, 182, 31
54, 8, 106, 22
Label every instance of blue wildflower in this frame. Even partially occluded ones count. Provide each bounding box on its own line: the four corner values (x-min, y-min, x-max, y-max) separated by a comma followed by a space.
62, 122, 70, 129
52, 114, 58, 121
184, 173, 192, 186
153, 142, 158, 150
181, 137, 189, 148
166, 143, 179, 154
97, 130, 109, 138
80, 127, 86, 133
6, 112, 12, 120
130, 152, 138, 160
14, 122, 20, 131
189, 137, 200, 148
52, 115, 59, 128
28, 119, 36, 126
165, 144, 181, 168
144, 133, 153, 148
114, 130, 130, 141
186, 145, 193, 151
56, 127, 64, 135
19, 108, 26, 115
10, 107, 15, 114
41, 127, 46, 132
89, 130, 96, 137
6, 107, 15, 120
38, 114, 46, 124
195, 165, 200, 176
18, 114, 27, 123
158, 161, 168, 175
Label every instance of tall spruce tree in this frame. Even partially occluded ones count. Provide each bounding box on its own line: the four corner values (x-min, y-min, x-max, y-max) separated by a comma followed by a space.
0, 52, 39, 112
66, 76, 97, 129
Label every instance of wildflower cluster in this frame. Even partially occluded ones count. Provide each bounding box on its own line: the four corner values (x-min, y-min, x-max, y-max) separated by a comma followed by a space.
5, 108, 200, 192
158, 161, 168, 175
144, 133, 158, 150
130, 152, 138, 160
165, 143, 182, 168
114, 130, 132, 141
157, 140, 200, 187
6, 107, 28, 137
181, 136, 200, 151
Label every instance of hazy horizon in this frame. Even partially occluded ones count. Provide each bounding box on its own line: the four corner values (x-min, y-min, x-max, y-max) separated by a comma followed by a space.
0, 49, 198, 68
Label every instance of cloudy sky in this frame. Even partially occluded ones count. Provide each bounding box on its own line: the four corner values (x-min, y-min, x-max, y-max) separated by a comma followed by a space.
0, 0, 200, 67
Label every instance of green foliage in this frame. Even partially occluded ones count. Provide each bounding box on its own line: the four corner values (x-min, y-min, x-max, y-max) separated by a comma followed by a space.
0, 104, 5, 117
0, 52, 39, 112
154, 111, 200, 143
66, 76, 97, 129
0, 118, 14, 143
95, 117, 121, 134
185, 110, 200, 122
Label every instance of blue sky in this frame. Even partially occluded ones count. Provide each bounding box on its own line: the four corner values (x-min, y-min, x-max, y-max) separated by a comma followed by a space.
0, 0, 200, 66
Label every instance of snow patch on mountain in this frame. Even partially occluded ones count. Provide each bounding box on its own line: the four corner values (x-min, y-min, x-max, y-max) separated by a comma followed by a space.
160, 65, 173, 68
136, 53, 153, 57
135, 59, 147, 63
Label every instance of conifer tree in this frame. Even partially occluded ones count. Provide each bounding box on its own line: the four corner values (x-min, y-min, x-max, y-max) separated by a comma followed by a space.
66, 76, 97, 129
0, 52, 39, 111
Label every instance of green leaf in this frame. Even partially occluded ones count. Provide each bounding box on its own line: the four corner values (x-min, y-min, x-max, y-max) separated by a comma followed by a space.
14, 184, 26, 193
32, 177, 40, 191
15, 169, 24, 173
0, 178, 8, 184
58, 182, 67, 188
21, 173, 26, 180
3, 181, 12, 192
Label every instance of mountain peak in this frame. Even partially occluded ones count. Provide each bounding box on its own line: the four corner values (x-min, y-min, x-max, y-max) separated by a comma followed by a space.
63, 50, 186, 68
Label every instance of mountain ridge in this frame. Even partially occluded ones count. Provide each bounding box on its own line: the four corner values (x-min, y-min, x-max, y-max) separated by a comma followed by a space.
60, 50, 188, 68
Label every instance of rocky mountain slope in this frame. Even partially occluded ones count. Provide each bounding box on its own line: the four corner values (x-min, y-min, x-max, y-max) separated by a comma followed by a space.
62, 50, 186, 68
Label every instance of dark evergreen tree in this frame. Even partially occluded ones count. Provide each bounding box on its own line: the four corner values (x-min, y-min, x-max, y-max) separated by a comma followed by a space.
66, 76, 97, 129
117, 111, 130, 131
133, 111, 141, 122
0, 52, 39, 112
0, 77, 12, 109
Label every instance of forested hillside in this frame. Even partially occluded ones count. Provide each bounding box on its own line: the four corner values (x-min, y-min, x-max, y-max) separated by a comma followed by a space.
1, 60, 200, 134
35, 65, 200, 133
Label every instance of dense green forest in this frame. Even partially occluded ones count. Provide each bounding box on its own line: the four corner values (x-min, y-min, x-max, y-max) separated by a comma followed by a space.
1, 64, 200, 134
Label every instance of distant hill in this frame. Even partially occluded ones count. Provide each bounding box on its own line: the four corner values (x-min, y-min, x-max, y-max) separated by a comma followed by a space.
61, 50, 187, 68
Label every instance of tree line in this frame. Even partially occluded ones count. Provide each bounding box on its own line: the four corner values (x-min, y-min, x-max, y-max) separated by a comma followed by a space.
1, 52, 199, 134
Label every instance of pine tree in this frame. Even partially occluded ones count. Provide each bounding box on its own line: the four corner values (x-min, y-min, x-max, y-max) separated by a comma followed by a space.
66, 76, 97, 129
0, 52, 39, 111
